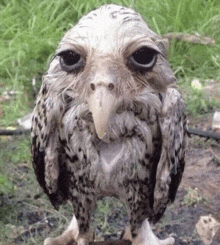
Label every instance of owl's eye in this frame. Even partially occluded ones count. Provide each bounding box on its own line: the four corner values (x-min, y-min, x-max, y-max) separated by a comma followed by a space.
129, 47, 157, 71
58, 50, 84, 72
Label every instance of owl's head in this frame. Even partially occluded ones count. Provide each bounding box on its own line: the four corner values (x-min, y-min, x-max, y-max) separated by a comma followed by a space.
44, 4, 176, 140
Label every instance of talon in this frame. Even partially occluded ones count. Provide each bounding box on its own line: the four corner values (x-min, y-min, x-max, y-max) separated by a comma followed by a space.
130, 219, 175, 245
44, 237, 60, 245
78, 238, 89, 245
121, 226, 132, 241
159, 236, 175, 245
43, 230, 75, 245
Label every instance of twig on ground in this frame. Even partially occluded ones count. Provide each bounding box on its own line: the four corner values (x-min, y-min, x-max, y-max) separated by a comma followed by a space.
0, 128, 30, 135
187, 128, 220, 143
68, 240, 131, 245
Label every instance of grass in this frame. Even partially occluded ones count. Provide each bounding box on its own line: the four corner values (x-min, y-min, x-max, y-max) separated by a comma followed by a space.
0, 0, 220, 244
182, 187, 206, 207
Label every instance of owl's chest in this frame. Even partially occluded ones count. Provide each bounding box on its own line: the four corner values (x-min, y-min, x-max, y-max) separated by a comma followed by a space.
62, 102, 161, 193
64, 118, 160, 196
98, 141, 124, 175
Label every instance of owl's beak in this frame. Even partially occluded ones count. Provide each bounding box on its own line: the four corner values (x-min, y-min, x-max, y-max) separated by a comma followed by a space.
88, 86, 116, 140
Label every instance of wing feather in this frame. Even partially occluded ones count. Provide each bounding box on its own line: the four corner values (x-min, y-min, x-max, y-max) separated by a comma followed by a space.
31, 93, 69, 210
152, 88, 187, 223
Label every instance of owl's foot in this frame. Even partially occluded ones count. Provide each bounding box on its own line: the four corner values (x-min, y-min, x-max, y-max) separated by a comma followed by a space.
44, 215, 94, 245
122, 219, 174, 245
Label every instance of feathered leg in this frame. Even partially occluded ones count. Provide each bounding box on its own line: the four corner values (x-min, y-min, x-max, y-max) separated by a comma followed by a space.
122, 219, 174, 245
122, 182, 174, 245
71, 194, 95, 245
44, 215, 79, 245
44, 214, 94, 245
44, 194, 95, 245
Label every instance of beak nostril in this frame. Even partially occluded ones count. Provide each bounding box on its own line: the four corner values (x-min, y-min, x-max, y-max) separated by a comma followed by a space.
108, 83, 114, 91
90, 82, 114, 91
90, 83, 95, 91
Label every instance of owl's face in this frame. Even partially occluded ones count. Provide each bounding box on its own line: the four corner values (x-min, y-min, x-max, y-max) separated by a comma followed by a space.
44, 4, 176, 140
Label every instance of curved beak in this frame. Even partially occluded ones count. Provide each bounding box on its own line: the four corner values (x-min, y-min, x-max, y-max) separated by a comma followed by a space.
88, 87, 116, 139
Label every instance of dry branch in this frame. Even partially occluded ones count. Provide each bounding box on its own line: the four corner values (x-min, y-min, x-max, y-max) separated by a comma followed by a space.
0, 128, 30, 135
89, 240, 131, 245
162, 33, 215, 45
187, 127, 220, 142
68, 240, 132, 245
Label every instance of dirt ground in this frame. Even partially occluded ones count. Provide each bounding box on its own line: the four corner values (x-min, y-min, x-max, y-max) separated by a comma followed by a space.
2, 115, 220, 245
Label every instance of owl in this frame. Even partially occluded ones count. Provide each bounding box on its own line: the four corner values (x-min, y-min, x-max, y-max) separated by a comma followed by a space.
31, 4, 187, 245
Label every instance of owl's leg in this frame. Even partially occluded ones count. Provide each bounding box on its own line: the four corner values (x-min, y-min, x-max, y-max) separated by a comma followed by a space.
44, 214, 79, 245
72, 196, 95, 245
122, 187, 174, 245
44, 196, 95, 245
122, 219, 174, 245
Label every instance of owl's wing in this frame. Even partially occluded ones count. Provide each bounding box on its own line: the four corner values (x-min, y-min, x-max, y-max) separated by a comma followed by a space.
31, 90, 69, 210
152, 88, 187, 223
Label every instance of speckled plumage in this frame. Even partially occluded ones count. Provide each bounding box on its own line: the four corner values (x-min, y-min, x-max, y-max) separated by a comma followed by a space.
31, 4, 187, 245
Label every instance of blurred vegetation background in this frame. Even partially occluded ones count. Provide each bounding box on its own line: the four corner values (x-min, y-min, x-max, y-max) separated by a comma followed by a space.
0, 0, 219, 244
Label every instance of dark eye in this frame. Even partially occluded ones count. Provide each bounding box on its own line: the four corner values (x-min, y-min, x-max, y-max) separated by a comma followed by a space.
129, 47, 157, 71
58, 50, 84, 72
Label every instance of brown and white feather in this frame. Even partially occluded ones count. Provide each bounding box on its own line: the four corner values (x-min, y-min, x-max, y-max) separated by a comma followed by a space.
31, 4, 187, 244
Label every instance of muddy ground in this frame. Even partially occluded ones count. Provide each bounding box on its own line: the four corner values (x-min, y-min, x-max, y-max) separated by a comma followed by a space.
1, 115, 220, 245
